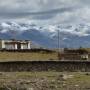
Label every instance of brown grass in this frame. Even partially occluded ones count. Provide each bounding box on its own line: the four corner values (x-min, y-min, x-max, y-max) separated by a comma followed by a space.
0, 72, 90, 90
0, 51, 58, 62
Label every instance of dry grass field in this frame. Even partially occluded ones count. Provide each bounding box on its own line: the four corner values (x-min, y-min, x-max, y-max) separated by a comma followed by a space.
0, 51, 58, 62
0, 50, 90, 90
0, 72, 90, 90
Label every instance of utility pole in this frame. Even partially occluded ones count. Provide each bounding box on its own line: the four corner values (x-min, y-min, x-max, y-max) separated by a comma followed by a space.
57, 29, 60, 60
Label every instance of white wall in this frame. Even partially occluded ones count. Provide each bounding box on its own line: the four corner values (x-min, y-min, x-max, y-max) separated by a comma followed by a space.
1, 40, 5, 49
28, 41, 31, 49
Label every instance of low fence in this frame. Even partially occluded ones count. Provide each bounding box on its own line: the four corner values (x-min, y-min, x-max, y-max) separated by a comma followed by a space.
0, 61, 90, 72
0, 48, 54, 53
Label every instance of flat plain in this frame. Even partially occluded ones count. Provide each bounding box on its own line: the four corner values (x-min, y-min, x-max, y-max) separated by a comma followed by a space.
0, 51, 58, 61
0, 72, 90, 90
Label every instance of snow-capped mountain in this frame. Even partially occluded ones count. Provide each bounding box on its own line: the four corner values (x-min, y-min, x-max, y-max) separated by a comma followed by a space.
0, 21, 90, 48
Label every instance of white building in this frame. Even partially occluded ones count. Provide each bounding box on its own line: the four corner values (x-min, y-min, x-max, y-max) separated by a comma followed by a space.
0, 39, 31, 50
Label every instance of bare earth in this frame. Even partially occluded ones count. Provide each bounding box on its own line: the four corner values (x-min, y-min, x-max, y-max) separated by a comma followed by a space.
0, 72, 90, 90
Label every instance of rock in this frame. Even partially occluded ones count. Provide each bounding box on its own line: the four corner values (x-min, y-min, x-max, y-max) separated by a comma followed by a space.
75, 84, 79, 87
27, 88, 34, 90
0, 72, 4, 75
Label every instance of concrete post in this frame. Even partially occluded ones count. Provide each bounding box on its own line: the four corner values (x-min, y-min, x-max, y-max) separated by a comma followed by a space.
15, 44, 17, 50
28, 41, 31, 49
1, 40, 5, 49
21, 44, 23, 49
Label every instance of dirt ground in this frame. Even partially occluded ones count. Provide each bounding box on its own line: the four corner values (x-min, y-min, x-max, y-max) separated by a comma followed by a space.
0, 72, 90, 90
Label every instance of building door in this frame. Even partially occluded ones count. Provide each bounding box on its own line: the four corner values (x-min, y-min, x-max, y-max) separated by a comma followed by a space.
17, 43, 21, 49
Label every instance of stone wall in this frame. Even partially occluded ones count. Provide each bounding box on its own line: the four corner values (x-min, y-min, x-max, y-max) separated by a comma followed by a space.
0, 61, 90, 72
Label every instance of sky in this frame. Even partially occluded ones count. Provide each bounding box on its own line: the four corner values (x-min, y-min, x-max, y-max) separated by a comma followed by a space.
0, 0, 90, 25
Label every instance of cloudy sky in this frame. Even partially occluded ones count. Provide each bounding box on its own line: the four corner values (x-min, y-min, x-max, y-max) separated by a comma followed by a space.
0, 0, 90, 25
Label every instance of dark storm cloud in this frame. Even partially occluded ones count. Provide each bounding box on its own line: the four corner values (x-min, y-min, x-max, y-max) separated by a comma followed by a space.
0, 6, 78, 20
0, 0, 90, 24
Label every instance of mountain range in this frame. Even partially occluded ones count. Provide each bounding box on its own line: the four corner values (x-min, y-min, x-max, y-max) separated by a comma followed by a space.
0, 21, 90, 48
